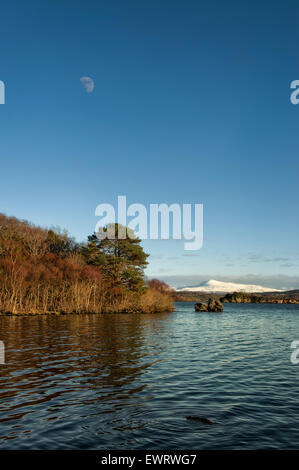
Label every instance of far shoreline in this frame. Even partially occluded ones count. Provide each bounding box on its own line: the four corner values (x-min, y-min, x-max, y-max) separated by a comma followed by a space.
174, 290, 299, 304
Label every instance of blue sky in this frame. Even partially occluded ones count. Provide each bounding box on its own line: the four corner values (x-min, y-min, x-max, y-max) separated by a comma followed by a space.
1, 0, 299, 288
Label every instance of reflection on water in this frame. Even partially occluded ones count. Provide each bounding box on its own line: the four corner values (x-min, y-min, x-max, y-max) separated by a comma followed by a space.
1, 303, 299, 449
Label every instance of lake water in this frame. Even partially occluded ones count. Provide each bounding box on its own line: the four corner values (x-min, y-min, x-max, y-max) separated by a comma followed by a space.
0, 302, 299, 449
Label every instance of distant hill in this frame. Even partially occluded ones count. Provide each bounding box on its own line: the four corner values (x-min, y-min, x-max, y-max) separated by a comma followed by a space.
176, 279, 283, 294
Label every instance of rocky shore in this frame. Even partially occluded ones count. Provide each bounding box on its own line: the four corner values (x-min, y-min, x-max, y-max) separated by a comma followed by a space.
220, 292, 299, 304
175, 290, 299, 305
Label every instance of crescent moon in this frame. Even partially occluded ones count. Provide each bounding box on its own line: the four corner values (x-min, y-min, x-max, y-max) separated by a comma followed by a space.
80, 76, 95, 93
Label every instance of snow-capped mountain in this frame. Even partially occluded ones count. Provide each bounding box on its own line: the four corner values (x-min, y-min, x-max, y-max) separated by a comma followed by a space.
176, 279, 283, 294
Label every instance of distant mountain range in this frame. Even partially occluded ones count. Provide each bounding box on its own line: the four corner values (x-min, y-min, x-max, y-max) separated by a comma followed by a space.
175, 279, 283, 294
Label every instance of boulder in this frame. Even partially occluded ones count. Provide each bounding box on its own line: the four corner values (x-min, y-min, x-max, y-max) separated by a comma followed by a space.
194, 302, 208, 312
194, 298, 223, 312
208, 298, 223, 312
186, 416, 215, 425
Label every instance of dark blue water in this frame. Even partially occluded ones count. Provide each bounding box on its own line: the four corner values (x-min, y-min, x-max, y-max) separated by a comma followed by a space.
0, 302, 299, 449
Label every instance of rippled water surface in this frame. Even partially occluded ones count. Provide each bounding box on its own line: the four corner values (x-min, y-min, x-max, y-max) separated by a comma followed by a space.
0, 302, 299, 449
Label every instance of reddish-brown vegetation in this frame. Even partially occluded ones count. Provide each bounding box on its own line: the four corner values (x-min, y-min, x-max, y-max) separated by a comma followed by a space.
0, 214, 173, 314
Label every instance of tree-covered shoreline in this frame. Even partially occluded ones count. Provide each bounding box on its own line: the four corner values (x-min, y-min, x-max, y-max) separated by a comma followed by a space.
0, 214, 174, 315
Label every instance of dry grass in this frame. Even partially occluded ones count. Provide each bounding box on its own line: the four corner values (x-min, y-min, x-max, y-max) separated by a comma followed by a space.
0, 283, 174, 315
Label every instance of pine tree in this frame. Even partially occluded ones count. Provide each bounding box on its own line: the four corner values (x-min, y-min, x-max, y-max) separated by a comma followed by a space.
83, 224, 149, 292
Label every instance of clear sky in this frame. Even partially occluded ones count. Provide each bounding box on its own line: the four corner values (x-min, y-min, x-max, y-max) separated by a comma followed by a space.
1, 0, 299, 288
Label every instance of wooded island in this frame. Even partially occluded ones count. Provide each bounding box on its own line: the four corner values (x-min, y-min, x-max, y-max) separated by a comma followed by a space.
0, 214, 173, 315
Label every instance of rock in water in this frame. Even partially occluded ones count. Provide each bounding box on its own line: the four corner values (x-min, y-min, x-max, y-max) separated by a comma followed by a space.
194, 302, 208, 312
208, 298, 223, 312
207, 299, 216, 311
194, 298, 223, 312
186, 416, 215, 425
